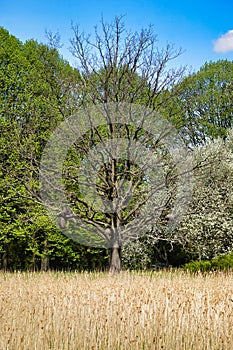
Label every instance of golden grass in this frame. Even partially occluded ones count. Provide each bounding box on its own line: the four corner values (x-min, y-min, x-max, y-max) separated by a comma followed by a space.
0, 270, 233, 349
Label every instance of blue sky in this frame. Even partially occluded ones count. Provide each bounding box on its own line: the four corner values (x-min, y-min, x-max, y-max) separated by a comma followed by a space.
1, 0, 233, 71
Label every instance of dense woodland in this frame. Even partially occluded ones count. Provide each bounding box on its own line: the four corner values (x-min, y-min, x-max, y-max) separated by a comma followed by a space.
1, 19, 233, 271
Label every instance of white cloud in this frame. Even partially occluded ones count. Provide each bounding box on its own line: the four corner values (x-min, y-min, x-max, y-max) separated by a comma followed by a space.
213, 30, 233, 53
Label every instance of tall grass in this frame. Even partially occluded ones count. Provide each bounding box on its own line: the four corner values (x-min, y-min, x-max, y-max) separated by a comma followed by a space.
0, 270, 232, 349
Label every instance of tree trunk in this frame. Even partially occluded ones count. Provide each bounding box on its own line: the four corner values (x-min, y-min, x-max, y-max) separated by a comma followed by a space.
41, 255, 49, 271
1, 243, 8, 271
41, 239, 50, 271
2, 251, 8, 271
109, 245, 121, 274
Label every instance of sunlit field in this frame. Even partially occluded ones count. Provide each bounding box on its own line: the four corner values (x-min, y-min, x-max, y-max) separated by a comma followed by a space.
0, 270, 233, 349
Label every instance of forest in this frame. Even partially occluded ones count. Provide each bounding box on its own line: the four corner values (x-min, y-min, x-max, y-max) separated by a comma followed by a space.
1, 18, 233, 272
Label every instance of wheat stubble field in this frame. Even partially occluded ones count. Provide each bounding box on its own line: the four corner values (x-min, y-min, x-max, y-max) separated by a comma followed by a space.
0, 271, 232, 350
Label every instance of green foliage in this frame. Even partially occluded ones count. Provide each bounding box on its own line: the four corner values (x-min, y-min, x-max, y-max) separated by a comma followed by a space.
183, 252, 233, 273
0, 27, 109, 271
174, 60, 233, 146
1, 23, 233, 271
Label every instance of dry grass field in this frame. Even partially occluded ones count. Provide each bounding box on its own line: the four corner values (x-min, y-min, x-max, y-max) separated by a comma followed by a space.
0, 270, 232, 349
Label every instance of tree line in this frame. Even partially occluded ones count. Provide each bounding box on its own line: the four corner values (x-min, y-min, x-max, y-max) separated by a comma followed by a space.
1, 17, 233, 272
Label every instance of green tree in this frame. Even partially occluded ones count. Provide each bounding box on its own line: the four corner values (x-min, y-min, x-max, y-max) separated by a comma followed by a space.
0, 27, 108, 270
173, 60, 233, 146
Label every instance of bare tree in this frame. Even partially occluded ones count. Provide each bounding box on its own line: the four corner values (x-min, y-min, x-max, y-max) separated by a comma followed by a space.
40, 17, 192, 274
70, 16, 185, 109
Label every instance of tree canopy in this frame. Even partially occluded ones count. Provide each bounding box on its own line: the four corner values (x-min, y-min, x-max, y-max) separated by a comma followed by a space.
1, 20, 233, 272
173, 60, 233, 146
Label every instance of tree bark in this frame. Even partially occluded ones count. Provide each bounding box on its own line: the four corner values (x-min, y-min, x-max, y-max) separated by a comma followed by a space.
41, 255, 49, 271
109, 245, 121, 274
41, 239, 50, 271
2, 251, 8, 271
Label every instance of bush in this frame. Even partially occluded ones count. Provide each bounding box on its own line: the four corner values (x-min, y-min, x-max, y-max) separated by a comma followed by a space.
121, 238, 154, 270
183, 252, 233, 273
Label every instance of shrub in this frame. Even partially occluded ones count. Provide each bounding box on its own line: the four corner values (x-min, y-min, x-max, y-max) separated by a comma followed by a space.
183, 252, 233, 273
